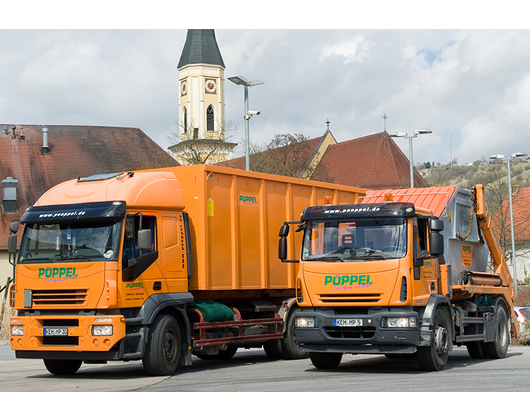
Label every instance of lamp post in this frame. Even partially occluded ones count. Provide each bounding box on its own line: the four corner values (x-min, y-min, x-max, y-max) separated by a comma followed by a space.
228, 75, 264, 171
489, 151, 527, 294
390, 129, 432, 188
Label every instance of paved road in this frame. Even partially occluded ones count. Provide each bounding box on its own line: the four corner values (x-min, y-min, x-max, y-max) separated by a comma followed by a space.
2, 340, 530, 392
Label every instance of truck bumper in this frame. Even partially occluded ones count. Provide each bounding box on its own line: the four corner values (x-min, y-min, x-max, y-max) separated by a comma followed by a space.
295, 307, 422, 354
10, 314, 127, 355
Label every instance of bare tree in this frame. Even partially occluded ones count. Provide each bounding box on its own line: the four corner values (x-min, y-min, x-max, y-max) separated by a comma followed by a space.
167, 120, 238, 165
244, 134, 331, 181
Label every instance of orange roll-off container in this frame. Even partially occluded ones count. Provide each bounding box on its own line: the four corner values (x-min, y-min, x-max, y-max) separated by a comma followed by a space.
149, 165, 367, 294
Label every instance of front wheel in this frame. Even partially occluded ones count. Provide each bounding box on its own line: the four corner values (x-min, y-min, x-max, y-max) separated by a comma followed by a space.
280, 307, 308, 360
43, 359, 83, 375
417, 308, 450, 371
309, 352, 342, 369
142, 315, 181, 376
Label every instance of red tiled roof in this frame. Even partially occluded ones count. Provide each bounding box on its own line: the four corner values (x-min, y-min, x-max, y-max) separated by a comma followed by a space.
492, 186, 530, 245
0, 124, 179, 249
312, 132, 427, 189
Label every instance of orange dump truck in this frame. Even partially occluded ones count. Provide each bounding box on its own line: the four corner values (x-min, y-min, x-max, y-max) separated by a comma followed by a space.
280, 184, 519, 371
7, 165, 365, 375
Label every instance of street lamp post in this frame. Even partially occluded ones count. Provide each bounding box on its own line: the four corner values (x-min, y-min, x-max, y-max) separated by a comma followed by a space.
390, 129, 432, 188
228, 75, 264, 171
489, 151, 527, 294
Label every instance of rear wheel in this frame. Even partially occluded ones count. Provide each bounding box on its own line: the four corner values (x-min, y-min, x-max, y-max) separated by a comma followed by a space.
484, 304, 510, 359
196, 347, 238, 360
142, 315, 181, 376
417, 308, 450, 371
466, 341, 487, 359
43, 359, 83, 375
263, 339, 284, 360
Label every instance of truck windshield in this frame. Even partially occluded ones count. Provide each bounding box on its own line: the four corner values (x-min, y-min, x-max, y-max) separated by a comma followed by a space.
302, 218, 407, 261
18, 220, 122, 263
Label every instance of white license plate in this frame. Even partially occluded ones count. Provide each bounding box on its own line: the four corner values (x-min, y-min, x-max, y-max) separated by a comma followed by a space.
334, 319, 362, 327
44, 328, 68, 336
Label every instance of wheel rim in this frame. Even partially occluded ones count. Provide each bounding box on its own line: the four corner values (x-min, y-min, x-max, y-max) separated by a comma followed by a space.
434, 324, 449, 357
163, 329, 177, 363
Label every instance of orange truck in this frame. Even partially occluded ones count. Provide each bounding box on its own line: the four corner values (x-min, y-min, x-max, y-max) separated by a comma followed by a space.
7, 165, 365, 375
280, 184, 519, 371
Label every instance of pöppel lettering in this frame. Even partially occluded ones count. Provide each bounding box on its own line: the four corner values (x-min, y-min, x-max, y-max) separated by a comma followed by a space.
39, 267, 77, 279
324, 274, 372, 286
239, 195, 258, 205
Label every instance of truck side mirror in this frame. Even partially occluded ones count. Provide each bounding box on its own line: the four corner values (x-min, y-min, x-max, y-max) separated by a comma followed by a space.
279, 237, 288, 261
9, 221, 19, 234
138, 229, 152, 252
278, 222, 299, 263
7, 234, 17, 254
430, 218, 444, 232
429, 231, 444, 257
428, 217, 444, 257
278, 224, 289, 260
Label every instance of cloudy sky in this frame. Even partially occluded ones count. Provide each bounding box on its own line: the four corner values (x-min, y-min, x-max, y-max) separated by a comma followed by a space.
2, 2, 530, 167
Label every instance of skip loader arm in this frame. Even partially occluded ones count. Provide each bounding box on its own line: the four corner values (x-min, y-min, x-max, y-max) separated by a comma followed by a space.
472, 184, 519, 337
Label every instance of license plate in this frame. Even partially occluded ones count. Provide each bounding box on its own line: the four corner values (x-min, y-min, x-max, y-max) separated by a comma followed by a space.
44, 328, 68, 336
334, 319, 362, 327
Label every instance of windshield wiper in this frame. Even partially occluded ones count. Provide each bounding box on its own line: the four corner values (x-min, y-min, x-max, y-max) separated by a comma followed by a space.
59, 254, 91, 261
23, 256, 54, 263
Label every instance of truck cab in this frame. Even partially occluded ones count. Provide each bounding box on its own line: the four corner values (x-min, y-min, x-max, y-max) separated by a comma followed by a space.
280, 199, 444, 364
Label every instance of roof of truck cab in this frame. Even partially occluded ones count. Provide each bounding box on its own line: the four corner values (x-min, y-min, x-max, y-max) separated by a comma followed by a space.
361, 186, 456, 218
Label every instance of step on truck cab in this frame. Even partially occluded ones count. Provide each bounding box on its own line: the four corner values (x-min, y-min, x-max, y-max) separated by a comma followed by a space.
7, 165, 366, 376
279, 185, 519, 371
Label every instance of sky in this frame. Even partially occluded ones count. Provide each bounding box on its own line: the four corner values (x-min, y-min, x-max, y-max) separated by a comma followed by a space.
2, 1, 530, 168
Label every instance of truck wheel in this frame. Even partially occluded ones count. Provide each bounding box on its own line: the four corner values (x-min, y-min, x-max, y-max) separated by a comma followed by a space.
466, 341, 487, 359
280, 307, 308, 360
484, 304, 509, 359
43, 359, 83, 375
309, 352, 342, 369
196, 347, 238, 360
142, 314, 181, 376
417, 308, 450, 371
263, 339, 284, 360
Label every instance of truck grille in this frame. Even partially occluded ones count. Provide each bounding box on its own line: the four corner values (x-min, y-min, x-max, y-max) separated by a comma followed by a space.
325, 326, 377, 339
318, 294, 381, 304
32, 289, 88, 306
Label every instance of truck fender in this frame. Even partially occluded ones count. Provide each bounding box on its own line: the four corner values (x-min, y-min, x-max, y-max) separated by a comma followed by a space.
277, 298, 298, 334
417, 294, 454, 349
137, 292, 194, 365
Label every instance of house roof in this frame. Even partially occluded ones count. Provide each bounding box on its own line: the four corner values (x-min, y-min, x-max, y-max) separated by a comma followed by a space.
177, 29, 225, 69
0, 124, 179, 249
492, 185, 530, 245
216, 134, 327, 177
312, 131, 427, 189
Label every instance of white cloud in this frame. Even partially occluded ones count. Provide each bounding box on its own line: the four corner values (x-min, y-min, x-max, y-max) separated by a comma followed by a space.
319, 36, 374, 64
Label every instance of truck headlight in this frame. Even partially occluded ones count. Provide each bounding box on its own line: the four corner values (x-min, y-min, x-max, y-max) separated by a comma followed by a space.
381, 317, 417, 328
11, 325, 24, 336
295, 317, 317, 328
92, 325, 113, 336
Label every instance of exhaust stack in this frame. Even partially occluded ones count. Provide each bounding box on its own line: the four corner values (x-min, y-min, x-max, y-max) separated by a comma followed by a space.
42, 127, 50, 155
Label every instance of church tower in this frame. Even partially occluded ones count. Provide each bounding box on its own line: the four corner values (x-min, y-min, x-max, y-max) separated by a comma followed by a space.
170, 29, 237, 165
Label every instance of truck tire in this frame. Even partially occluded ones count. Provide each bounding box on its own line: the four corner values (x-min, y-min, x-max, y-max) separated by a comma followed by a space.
280, 307, 308, 360
142, 314, 181, 376
263, 339, 284, 360
417, 308, 450, 371
309, 352, 342, 369
43, 359, 83, 375
484, 304, 509, 359
466, 341, 487, 359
